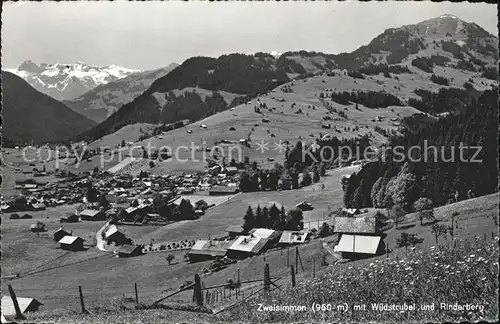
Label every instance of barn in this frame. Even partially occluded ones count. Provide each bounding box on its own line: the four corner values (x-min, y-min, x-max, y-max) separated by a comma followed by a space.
53, 228, 70, 242
187, 239, 232, 263
30, 222, 47, 233
334, 235, 385, 260
333, 214, 386, 260
117, 245, 144, 258
104, 225, 128, 246
58, 236, 85, 251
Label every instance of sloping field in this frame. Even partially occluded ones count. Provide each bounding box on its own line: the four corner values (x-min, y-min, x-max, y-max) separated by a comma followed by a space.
77, 73, 427, 175
88, 123, 156, 150
107, 157, 139, 174
11, 192, 498, 323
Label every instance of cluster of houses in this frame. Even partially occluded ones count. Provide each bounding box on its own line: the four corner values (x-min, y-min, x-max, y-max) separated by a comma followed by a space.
186, 226, 310, 263
186, 208, 387, 264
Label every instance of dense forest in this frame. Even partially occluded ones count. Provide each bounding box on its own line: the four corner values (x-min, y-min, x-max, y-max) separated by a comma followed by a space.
343, 87, 498, 210
330, 90, 402, 108
407, 87, 477, 114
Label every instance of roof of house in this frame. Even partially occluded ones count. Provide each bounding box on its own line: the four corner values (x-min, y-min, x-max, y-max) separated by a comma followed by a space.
31, 203, 46, 209
1, 296, 43, 317
279, 231, 308, 244
79, 209, 102, 217
54, 228, 69, 235
248, 228, 277, 239
227, 235, 267, 254
334, 216, 376, 234
188, 239, 231, 257
209, 186, 239, 193
58, 236, 83, 245
30, 223, 45, 229
334, 234, 382, 254
117, 244, 142, 255
105, 225, 122, 238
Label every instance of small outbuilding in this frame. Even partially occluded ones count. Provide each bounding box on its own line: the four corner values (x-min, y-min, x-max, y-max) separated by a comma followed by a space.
117, 244, 144, 258
58, 236, 85, 251
104, 225, 128, 246
30, 222, 47, 233
53, 227, 70, 242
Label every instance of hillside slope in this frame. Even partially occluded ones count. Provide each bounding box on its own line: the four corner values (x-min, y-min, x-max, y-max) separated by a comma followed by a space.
80, 15, 497, 144
1, 71, 96, 146
63, 63, 179, 122
79, 53, 337, 141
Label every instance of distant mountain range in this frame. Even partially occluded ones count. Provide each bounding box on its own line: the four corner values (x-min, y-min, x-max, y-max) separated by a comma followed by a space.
5, 61, 140, 101
62, 63, 179, 122
5, 15, 497, 146
2, 71, 96, 146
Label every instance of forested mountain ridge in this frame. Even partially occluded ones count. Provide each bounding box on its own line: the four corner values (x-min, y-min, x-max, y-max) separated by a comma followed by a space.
342, 86, 498, 210
79, 14, 498, 144
79, 53, 335, 141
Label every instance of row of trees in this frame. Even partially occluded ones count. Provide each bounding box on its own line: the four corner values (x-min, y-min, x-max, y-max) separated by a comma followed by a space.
242, 204, 303, 232
329, 90, 402, 108
358, 63, 411, 76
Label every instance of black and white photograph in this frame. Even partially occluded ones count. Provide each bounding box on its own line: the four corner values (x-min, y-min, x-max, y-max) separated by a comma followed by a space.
1, 1, 498, 323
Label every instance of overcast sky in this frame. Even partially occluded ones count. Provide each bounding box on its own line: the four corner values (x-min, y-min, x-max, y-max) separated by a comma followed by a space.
2, 2, 497, 70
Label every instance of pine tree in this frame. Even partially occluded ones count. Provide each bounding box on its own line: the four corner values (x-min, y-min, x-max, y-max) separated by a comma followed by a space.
262, 207, 270, 228
269, 204, 280, 229
255, 205, 263, 228
243, 206, 255, 232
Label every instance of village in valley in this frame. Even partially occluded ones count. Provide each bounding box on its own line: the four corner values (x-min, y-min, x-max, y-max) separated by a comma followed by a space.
1, 3, 499, 323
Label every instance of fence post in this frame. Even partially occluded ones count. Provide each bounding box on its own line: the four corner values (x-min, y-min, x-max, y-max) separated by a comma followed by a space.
237, 268, 240, 299
8, 285, 25, 320
78, 285, 87, 314
291, 265, 296, 287
295, 246, 299, 274
193, 274, 203, 306
264, 263, 271, 292
287, 247, 290, 267
134, 283, 139, 304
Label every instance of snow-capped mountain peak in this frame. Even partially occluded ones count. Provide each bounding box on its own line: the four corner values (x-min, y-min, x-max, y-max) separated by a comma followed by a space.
6, 61, 142, 101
